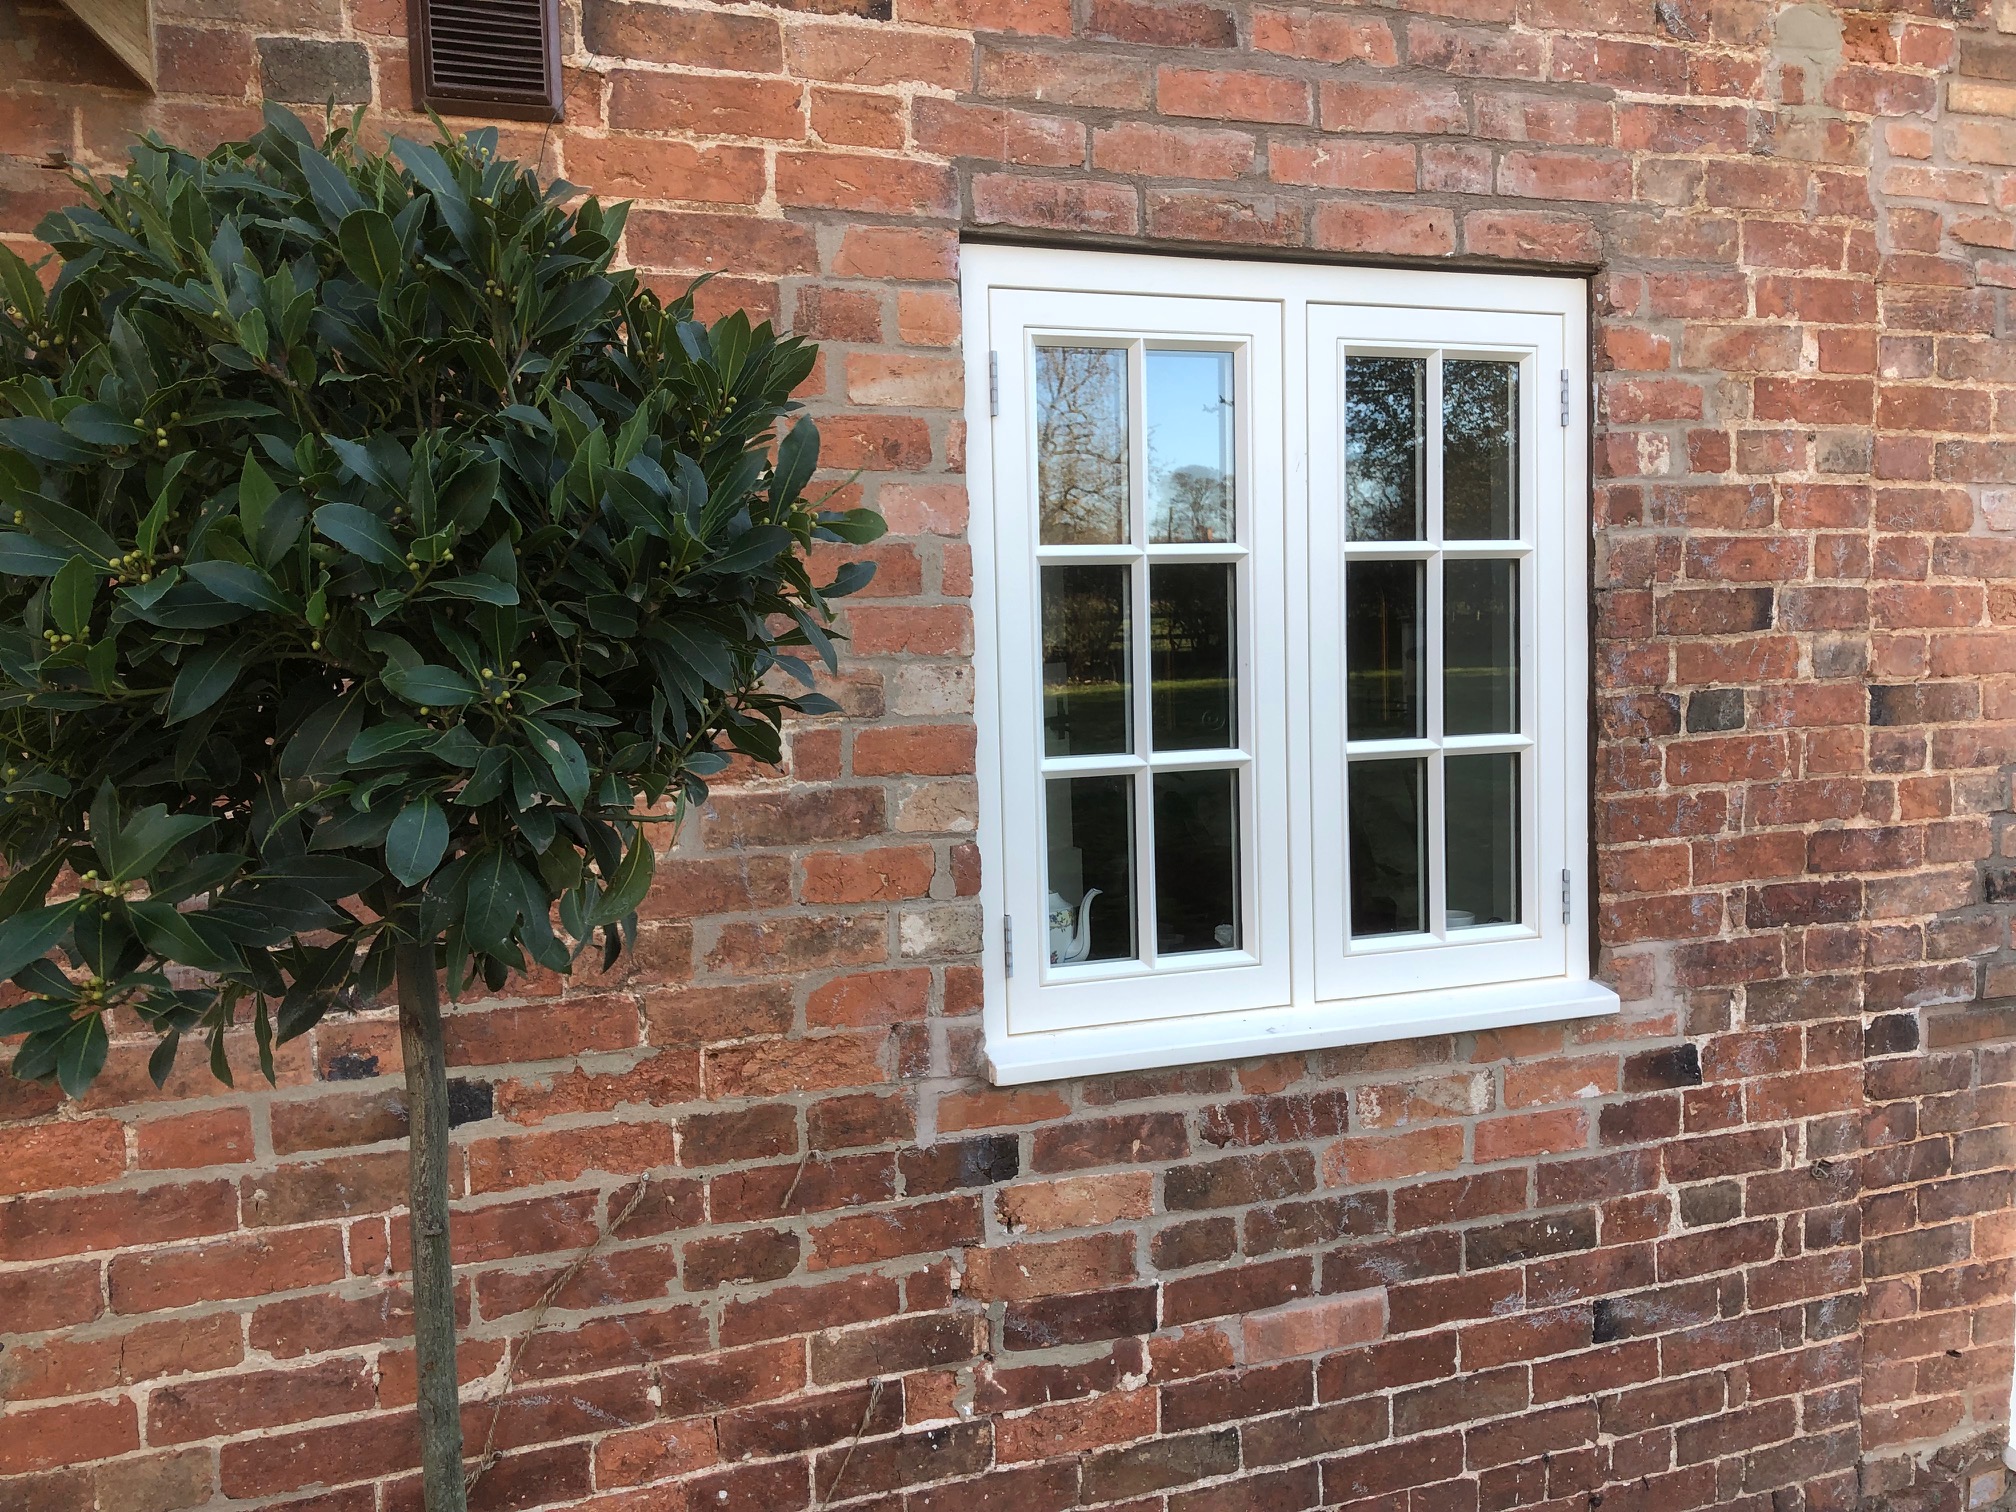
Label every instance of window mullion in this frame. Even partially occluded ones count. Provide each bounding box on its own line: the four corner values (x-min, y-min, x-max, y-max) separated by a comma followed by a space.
1425, 352, 1447, 939
1128, 339, 1158, 969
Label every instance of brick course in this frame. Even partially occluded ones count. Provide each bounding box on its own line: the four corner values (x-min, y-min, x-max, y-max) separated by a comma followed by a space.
5, 0, 2016, 1508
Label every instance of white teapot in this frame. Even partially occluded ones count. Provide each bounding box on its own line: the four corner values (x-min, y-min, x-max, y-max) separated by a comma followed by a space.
1047, 888, 1101, 965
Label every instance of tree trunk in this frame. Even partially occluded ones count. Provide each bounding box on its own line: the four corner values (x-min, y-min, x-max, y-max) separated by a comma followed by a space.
398, 940, 468, 1512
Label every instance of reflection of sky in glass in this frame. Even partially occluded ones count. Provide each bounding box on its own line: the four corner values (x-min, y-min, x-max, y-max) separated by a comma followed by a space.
1148, 350, 1234, 543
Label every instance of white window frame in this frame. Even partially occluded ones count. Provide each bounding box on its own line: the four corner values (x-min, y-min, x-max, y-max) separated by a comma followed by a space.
964, 245, 1616, 1085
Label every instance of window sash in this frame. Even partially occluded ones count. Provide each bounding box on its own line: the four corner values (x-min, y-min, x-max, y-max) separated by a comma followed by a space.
965, 248, 1608, 1081
1306, 303, 1570, 1002
988, 288, 1293, 1034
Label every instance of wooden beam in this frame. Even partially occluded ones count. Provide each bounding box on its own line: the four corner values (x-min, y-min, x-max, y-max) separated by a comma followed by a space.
55, 0, 154, 89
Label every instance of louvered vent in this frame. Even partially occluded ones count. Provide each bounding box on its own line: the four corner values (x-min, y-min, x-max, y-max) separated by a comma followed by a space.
410, 0, 562, 121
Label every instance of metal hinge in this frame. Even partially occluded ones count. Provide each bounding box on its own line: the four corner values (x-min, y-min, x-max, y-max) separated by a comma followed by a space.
1561, 868, 1573, 924
1004, 914, 1014, 976
989, 351, 1000, 418
1559, 368, 1571, 428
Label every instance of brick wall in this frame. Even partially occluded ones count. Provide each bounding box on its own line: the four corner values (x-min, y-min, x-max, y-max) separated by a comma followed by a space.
5, 0, 2016, 1508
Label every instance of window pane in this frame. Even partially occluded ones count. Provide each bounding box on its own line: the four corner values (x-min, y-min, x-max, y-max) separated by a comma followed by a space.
1349, 759, 1425, 937
1154, 769, 1240, 955
1444, 360, 1518, 540
1046, 776, 1137, 965
1446, 754, 1519, 929
1346, 560, 1423, 741
1151, 564, 1236, 751
1345, 356, 1424, 542
1444, 559, 1518, 736
1148, 349, 1235, 543
1042, 565, 1133, 758
1037, 346, 1129, 544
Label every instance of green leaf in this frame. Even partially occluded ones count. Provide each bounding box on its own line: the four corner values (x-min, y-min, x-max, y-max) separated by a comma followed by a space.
48, 555, 95, 638
62, 403, 144, 446
0, 532, 71, 576
523, 716, 589, 808
0, 849, 67, 922
464, 847, 523, 955
54, 1013, 109, 1101
19, 497, 120, 562
382, 664, 478, 708
185, 560, 293, 614
771, 418, 819, 508
386, 795, 449, 887
390, 137, 478, 247
587, 832, 654, 928
823, 560, 878, 599
239, 452, 278, 541
254, 856, 378, 897
0, 417, 97, 465
166, 645, 245, 723
0, 899, 81, 981
348, 720, 431, 763
103, 807, 213, 881
298, 145, 367, 227
313, 502, 404, 568
652, 619, 736, 689
324, 437, 398, 495
337, 208, 403, 289
129, 899, 234, 971
424, 573, 518, 605
280, 691, 365, 780
147, 1030, 181, 1090
817, 507, 888, 546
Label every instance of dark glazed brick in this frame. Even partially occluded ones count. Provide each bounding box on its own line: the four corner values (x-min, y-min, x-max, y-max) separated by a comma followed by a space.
1003, 1286, 1158, 1350
717, 1381, 905, 1458
256, 37, 372, 103
1161, 1361, 1313, 1432
899, 1135, 1019, 1193
811, 1312, 976, 1384
446, 1079, 493, 1127
1163, 1256, 1312, 1324
1464, 1210, 1597, 1271
1869, 682, 1979, 725
813, 1421, 992, 1501
1242, 1397, 1387, 1467
1623, 1044, 1703, 1091
1031, 1114, 1188, 1172
1081, 1429, 1240, 1502
1153, 1216, 1239, 1270
1164, 1150, 1316, 1210
1677, 1182, 1742, 1228
1685, 687, 1746, 732
1863, 1013, 1921, 1056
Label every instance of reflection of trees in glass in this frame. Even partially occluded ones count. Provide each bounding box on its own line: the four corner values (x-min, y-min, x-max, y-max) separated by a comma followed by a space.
1151, 564, 1235, 748
1443, 560, 1517, 735
1349, 760, 1423, 936
1345, 357, 1423, 542
1444, 361, 1517, 539
1037, 347, 1128, 543
1042, 567, 1130, 755
1153, 770, 1239, 953
1044, 571, 1129, 686
1151, 464, 1232, 543
1345, 561, 1420, 740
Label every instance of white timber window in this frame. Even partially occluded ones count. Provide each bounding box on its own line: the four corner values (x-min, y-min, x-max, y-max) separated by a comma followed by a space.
964, 245, 1615, 1084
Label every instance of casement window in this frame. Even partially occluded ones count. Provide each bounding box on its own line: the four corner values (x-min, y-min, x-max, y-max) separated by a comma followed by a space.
963, 246, 1615, 1084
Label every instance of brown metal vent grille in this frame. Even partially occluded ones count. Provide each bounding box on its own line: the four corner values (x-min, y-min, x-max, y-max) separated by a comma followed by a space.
410, 0, 562, 122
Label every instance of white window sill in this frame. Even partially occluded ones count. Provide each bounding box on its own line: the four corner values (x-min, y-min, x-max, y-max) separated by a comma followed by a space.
984, 976, 1621, 1086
